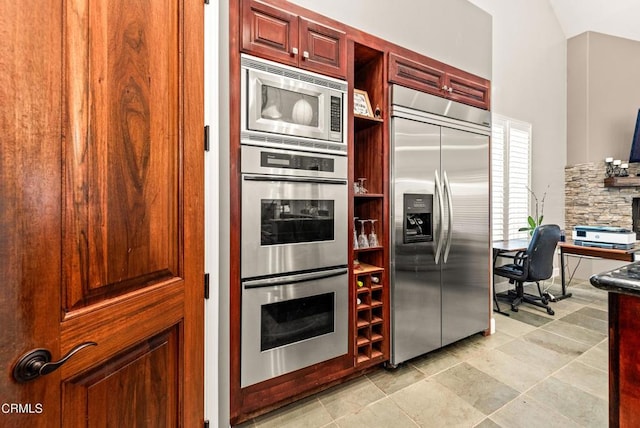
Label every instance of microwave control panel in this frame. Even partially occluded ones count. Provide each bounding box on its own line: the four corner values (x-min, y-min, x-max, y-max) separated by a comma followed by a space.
330, 95, 342, 134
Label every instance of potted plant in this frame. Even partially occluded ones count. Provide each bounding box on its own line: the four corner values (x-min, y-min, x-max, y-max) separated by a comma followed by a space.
519, 185, 549, 236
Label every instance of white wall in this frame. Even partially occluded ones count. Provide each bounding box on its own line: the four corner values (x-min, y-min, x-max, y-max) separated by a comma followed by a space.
288, 0, 492, 80
204, 1, 220, 425
467, 0, 567, 230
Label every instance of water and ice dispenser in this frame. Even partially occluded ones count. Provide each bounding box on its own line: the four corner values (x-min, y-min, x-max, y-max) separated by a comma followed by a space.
403, 193, 433, 243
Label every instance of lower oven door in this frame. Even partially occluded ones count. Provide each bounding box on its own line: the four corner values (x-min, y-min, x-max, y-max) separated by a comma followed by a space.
241, 174, 347, 278
241, 266, 348, 388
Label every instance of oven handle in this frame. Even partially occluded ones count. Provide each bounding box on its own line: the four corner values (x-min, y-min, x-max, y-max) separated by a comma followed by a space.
243, 174, 347, 185
243, 266, 348, 289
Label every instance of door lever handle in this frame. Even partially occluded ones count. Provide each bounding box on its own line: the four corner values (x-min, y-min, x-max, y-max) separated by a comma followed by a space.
13, 342, 97, 383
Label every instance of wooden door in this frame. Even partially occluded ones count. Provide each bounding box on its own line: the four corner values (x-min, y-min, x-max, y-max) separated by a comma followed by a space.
0, 0, 204, 426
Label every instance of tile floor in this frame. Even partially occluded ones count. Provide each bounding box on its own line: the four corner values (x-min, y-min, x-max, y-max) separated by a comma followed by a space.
239, 279, 609, 428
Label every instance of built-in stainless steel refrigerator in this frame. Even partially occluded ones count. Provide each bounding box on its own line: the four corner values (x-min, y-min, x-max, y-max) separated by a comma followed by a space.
390, 85, 491, 366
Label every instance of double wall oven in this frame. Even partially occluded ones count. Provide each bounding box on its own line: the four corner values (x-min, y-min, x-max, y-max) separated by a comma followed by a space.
240, 54, 349, 388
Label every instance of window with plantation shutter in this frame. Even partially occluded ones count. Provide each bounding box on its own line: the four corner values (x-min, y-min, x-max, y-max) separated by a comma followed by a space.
491, 115, 532, 241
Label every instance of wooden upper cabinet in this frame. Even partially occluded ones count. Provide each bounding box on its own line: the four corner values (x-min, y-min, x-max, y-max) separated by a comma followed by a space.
241, 0, 299, 67
389, 51, 490, 110
241, 0, 346, 79
298, 17, 346, 78
388, 52, 446, 98
444, 70, 490, 110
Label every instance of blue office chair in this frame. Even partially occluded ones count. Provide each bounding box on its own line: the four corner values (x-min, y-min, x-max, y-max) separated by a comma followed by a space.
494, 224, 561, 315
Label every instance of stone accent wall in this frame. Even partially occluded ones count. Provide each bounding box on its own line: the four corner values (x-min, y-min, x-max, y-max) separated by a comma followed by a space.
565, 162, 640, 232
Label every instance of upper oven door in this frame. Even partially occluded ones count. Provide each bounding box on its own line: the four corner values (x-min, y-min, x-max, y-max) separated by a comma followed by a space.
241, 173, 347, 279
243, 60, 345, 143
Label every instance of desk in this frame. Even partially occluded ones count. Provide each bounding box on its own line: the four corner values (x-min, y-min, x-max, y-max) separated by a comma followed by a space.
559, 240, 640, 300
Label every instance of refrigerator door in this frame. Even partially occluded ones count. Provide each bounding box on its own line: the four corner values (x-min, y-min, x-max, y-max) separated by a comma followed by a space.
390, 117, 442, 365
440, 126, 490, 346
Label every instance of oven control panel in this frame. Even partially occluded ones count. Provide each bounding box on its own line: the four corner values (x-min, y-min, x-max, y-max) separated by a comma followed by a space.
261, 151, 335, 173
241, 145, 347, 180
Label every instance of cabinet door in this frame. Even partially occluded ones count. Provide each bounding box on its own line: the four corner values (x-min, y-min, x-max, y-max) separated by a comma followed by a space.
241, 0, 299, 67
388, 52, 445, 97
299, 18, 346, 79
444, 71, 490, 110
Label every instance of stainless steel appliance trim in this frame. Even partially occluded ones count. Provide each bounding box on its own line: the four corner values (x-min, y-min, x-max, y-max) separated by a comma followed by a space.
392, 105, 490, 136
241, 53, 348, 92
434, 170, 444, 264
443, 170, 454, 263
241, 144, 348, 179
390, 84, 490, 128
242, 266, 349, 288
240, 132, 348, 155
240, 156, 348, 278
241, 53, 348, 146
243, 175, 347, 185
240, 267, 348, 387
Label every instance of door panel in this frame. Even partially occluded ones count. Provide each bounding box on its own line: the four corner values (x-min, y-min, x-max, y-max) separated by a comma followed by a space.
241, 0, 299, 67
0, 0, 203, 426
62, 328, 179, 427
299, 18, 346, 79
391, 118, 442, 364
441, 127, 489, 346
64, 0, 180, 307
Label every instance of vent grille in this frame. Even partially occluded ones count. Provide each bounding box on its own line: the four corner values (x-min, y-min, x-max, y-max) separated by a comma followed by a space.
241, 132, 347, 154
242, 56, 347, 92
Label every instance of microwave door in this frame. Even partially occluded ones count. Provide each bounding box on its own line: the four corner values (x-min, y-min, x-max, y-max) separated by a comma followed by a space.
248, 69, 328, 141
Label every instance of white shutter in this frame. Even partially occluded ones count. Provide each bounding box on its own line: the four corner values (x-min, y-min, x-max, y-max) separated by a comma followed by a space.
491, 115, 532, 241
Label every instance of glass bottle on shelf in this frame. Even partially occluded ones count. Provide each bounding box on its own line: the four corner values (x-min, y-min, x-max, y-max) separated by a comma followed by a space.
353, 217, 359, 250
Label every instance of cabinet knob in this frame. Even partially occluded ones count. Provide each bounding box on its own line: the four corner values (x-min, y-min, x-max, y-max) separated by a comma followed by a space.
291, 47, 299, 56
302, 50, 310, 59
442, 85, 453, 93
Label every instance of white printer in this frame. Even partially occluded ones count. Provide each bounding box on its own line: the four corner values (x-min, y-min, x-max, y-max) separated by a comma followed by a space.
572, 225, 636, 249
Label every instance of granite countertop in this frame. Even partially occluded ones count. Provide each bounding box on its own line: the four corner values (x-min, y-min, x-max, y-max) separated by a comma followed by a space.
590, 261, 640, 297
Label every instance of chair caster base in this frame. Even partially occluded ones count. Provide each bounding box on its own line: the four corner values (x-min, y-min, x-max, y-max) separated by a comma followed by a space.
546, 307, 555, 315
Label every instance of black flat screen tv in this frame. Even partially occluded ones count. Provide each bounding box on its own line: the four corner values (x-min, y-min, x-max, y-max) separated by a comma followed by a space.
629, 109, 640, 163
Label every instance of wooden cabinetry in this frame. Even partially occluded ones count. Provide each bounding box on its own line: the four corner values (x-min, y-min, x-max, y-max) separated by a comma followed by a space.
241, 0, 347, 78
351, 42, 389, 368
389, 51, 490, 110
355, 265, 385, 363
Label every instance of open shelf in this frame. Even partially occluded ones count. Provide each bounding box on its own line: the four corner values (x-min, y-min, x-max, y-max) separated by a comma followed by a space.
353, 262, 383, 275
350, 41, 389, 369
354, 114, 384, 131
604, 176, 640, 187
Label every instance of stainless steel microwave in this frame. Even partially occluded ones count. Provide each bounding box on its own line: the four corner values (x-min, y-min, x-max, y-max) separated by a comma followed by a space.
241, 54, 348, 154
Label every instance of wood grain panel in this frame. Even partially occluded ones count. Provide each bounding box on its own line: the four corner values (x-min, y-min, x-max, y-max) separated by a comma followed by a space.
446, 71, 490, 110
0, 2, 64, 426
64, 0, 180, 309
241, 0, 298, 66
299, 18, 346, 78
611, 293, 640, 427
389, 52, 445, 96
59, 280, 183, 377
62, 328, 179, 427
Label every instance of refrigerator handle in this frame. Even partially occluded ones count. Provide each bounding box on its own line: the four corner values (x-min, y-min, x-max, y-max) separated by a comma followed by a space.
443, 170, 454, 263
434, 170, 445, 264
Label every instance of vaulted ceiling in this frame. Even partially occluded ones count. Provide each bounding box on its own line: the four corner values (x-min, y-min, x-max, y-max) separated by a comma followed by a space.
549, 0, 640, 41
